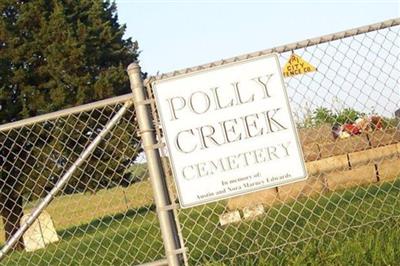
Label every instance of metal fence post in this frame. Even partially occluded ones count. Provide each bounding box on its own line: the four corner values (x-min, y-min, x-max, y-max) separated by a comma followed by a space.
127, 63, 184, 266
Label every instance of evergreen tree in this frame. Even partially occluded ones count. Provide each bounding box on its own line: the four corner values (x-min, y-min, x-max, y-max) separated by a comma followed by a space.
0, 0, 139, 250
0, 0, 138, 122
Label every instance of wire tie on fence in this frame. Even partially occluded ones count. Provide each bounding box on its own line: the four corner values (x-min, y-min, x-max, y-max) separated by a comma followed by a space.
144, 142, 166, 151
158, 203, 179, 212
166, 247, 187, 256
139, 128, 155, 135
133, 99, 153, 106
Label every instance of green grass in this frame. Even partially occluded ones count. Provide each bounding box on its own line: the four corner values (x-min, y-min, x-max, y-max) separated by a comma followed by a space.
3, 205, 164, 265
3, 178, 400, 265
206, 226, 400, 265
0, 180, 154, 244
180, 178, 400, 265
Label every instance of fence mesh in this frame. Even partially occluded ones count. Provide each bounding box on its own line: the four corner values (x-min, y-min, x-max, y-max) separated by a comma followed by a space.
0, 19, 399, 265
152, 20, 400, 265
0, 99, 165, 265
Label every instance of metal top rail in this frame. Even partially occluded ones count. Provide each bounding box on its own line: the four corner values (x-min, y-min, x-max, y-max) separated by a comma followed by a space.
153, 17, 400, 81
0, 93, 133, 132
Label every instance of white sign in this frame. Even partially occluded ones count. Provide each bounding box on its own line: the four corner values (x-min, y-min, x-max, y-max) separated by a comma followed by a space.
153, 54, 307, 208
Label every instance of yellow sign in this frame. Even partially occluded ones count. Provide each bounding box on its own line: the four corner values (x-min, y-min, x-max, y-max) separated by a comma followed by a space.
282, 53, 316, 77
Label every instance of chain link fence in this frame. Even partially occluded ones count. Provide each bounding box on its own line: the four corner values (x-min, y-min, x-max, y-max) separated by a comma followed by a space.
0, 18, 399, 265
151, 18, 400, 265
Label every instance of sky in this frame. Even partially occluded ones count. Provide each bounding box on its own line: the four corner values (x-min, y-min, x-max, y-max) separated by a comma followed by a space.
115, 0, 399, 76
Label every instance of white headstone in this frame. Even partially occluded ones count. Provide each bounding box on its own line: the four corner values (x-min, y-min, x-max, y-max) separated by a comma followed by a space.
22, 210, 59, 252
21, 214, 45, 252
219, 211, 241, 226
242, 204, 264, 220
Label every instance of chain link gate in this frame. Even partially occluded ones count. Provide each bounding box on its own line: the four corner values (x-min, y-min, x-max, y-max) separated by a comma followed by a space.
0, 18, 399, 265
0, 95, 167, 265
